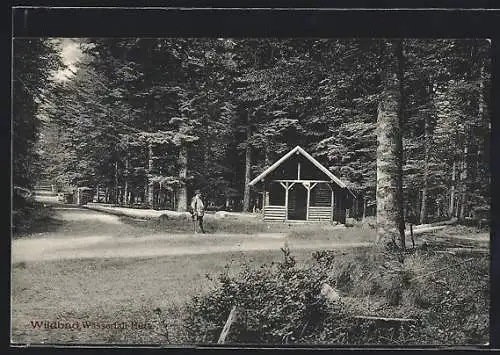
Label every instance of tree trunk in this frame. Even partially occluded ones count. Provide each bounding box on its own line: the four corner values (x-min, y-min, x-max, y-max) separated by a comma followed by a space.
362, 195, 367, 220
265, 141, 270, 167
123, 158, 129, 205
155, 183, 160, 208
114, 160, 119, 204
376, 40, 406, 251
459, 141, 469, 221
449, 159, 456, 218
419, 89, 432, 225
177, 145, 188, 212
419, 180, 429, 226
476, 61, 486, 183
147, 142, 154, 207
243, 125, 252, 212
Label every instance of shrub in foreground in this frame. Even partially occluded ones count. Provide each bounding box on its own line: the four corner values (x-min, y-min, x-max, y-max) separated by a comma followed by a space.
12, 197, 55, 236
183, 247, 350, 344
181, 247, 489, 345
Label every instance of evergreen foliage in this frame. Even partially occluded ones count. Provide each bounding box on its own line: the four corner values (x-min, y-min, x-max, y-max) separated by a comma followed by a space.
16, 38, 490, 222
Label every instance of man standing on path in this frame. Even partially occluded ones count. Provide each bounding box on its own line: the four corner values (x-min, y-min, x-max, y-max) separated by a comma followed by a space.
190, 190, 206, 234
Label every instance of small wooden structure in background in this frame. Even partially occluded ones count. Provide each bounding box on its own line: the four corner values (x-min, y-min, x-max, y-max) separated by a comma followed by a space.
249, 146, 355, 224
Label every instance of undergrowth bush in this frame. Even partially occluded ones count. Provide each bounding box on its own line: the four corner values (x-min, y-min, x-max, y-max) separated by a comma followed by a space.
405, 253, 490, 345
183, 247, 351, 344
12, 198, 55, 236
180, 247, 489, 345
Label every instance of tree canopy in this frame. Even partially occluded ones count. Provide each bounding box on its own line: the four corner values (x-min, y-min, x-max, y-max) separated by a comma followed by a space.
18, 38, 490, 223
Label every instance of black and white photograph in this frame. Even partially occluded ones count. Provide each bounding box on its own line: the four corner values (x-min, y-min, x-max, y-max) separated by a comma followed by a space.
11, 35, 491, 346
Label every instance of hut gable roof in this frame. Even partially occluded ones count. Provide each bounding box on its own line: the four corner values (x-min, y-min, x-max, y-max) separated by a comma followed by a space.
249, 145, 348, 189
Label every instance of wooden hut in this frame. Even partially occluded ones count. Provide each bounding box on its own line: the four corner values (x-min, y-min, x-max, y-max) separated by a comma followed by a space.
249, 146, 355, 224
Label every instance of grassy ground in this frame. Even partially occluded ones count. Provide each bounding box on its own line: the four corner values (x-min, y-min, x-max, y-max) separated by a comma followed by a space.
139, 215, 375, 243
11, 249, 315, 344
11, 242, 489, 345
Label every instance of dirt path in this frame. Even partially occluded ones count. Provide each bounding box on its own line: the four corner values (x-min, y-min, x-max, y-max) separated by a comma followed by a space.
12, 235, 370, 262
12, 205, 371, 263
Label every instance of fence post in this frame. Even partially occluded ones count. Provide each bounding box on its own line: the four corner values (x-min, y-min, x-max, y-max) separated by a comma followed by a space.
410, 223, 415, 249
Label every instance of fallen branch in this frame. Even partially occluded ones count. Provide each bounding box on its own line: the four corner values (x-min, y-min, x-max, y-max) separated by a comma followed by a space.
405, 225, 446, 237
444, 248, 489, 255
218, 306, 238, 344
434, 235, 489, 243
413, 219, 458, 229
429, 218, 458, 226
423, 239, 471, 248
353, 315, 417, 323
434, 250, 457, 255
298, 320, 310, 340
424, 235, 488, 249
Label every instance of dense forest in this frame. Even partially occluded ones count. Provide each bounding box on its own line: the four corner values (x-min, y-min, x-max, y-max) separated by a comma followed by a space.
15, 38, 491, 228
12, 37, 491, 345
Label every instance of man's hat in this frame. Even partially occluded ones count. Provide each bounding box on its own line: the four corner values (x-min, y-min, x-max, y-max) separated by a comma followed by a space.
195, 189, 201, 194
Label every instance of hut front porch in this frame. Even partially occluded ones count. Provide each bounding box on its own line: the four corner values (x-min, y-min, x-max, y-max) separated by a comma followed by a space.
262, 179, 346, 223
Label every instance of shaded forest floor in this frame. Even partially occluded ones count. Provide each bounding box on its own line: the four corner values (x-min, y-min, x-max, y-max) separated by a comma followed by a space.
11, 203, 489, 345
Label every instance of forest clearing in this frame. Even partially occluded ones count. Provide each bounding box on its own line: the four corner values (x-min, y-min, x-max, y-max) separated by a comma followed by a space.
12, 36, 490, 346
11, 202, 489, 345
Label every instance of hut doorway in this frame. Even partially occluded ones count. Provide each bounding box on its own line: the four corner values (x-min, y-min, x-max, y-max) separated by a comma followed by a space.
288, 184, 307, 220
